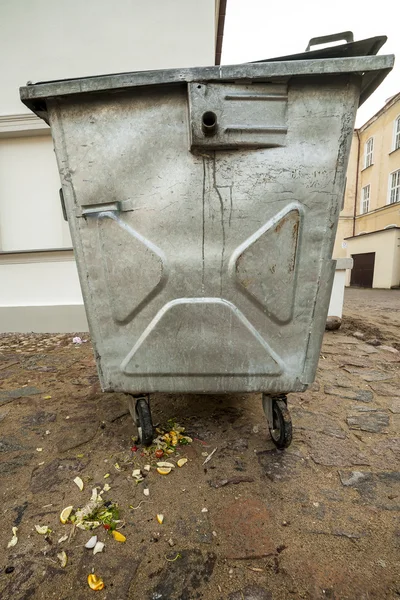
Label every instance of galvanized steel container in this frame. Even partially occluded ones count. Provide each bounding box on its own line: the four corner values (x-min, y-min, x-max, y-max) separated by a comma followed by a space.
20, 36, 393, 401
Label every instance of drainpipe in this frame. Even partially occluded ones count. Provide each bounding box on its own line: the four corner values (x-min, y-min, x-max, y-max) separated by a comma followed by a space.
353, 129, 361, 236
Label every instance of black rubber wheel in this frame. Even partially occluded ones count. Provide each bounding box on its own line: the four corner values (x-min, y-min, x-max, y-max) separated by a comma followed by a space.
135, 398, 154, 446
269, 398, 292, 449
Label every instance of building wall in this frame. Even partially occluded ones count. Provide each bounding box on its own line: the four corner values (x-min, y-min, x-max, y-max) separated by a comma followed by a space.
345, 229, 400, 288
356, 98, 400, 224
0, 0, 217, 332
335, 94, 400, 288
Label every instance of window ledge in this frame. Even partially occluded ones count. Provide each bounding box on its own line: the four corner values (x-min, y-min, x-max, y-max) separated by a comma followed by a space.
389, 147, 400, 156
0, 248, 74, 265
361, 163, 374, 173
0, 113, 50, 138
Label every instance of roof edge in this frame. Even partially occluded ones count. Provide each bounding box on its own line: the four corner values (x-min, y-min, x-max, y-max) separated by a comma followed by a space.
358, 90, 400, 132
215, 0, 227, 65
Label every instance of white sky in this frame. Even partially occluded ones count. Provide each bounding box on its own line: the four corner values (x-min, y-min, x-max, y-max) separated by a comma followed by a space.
222, 0, 399, 127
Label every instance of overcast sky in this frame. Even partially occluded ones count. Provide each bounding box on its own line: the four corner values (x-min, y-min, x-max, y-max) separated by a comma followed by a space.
222, 0, 399, 127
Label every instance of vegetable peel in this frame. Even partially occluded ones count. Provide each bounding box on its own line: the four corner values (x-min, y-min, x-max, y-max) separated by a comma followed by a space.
88, 573, 104, 591
112, 530, 126, 542
35, 525, 51, 535
74, 476, 84, 491
7, 527, 18, 548
57, 551, 68, 568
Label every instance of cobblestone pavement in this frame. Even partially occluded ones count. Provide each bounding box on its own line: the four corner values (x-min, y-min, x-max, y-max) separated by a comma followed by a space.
0, 296, 399, 599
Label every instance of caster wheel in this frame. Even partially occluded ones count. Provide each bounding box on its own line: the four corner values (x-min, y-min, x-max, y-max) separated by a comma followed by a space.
128, 396, 154, 446
262, 395, 292, 449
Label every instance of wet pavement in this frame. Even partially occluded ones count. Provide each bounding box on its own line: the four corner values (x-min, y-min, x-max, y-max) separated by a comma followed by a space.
1, 291, 400, 599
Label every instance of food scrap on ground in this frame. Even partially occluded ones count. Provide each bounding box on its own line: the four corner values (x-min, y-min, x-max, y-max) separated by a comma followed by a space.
93, 541, 105, 555
7, 527, 18, 548
87, 574, 104, 591
156, 514, 164, 525
85, 535, 97, 549
34, 525, 51, 535
112, 530, 126, 542
202, 447, 217, 465
60, 506, 74, 524
57, 551, 68, 568
73, 476, 84, 491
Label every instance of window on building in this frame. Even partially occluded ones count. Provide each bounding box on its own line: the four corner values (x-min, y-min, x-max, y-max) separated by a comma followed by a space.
361, 184, 370, 214
389, 170, 400, 205
394, 117, 400, 151
364, 137, 374, 168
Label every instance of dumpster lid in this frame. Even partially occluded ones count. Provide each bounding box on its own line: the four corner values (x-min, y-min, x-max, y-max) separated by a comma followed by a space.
20, 33, 394, 123
256, 33, 388, 63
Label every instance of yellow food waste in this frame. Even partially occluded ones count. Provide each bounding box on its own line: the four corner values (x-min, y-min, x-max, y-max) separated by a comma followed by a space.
112, 530, 126, 542
157, 514, 164, 524
87, 574, 104, 591
156, 467, 172, 475
177, 458, 188, 468
60, 506, 74, 524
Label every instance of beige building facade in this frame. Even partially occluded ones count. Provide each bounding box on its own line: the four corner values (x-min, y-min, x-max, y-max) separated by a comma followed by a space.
335, 92, 400, 288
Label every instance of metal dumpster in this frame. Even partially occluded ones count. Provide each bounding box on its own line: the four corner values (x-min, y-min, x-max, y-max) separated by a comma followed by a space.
20, 32, 394, 448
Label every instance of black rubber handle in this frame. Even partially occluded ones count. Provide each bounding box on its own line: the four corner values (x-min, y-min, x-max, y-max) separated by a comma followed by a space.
305, 31, 354, 52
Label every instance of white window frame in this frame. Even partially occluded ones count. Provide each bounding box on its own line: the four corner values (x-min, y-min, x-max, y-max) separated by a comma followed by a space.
364, 137, 374, 168
393, 116, 400, 151
361, 184, 370, 214
388, 169, 400, 205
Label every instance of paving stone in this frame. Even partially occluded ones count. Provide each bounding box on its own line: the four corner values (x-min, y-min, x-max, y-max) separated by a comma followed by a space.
371, 438, 400, 465
258, 449, 307, 481
22, 411, 56, 426
227, 437, 249, 452
339, 470, 372, 487
175, 513, 213, 544
0, 562, 35, 600
228, 585, 272, 600
338, 470, 400, 510
389, 400, 400, 414
0, 453, 33, 474
370, 382, 400, 397
359, 371, 395, 382
150, 550, 216, 600
352, 331, 365, 340
217, 498, 276, 559
346, 411, 389, 433
349, 405, 378, 412
366, 338, 382, 347
291, 408, 347, 439
0, 437, 25, 453
56, 422, 100, 452
357, 344, 379, 355
30, 458, 86, 493
308, 435, 370, 467
0, 386, 42, 405
335, 356, 372, 368
334, 337, 360, 345
379, 345, 399, 354
324, 386, 374, 403
96, 394, 129, 422
0, 359, 19, 371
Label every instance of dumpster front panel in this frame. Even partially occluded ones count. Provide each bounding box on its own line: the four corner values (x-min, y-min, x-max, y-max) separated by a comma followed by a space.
48, 74, 359, 393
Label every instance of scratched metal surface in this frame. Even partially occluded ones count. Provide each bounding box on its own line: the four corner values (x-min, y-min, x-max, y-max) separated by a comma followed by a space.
46, 74, 360, 394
